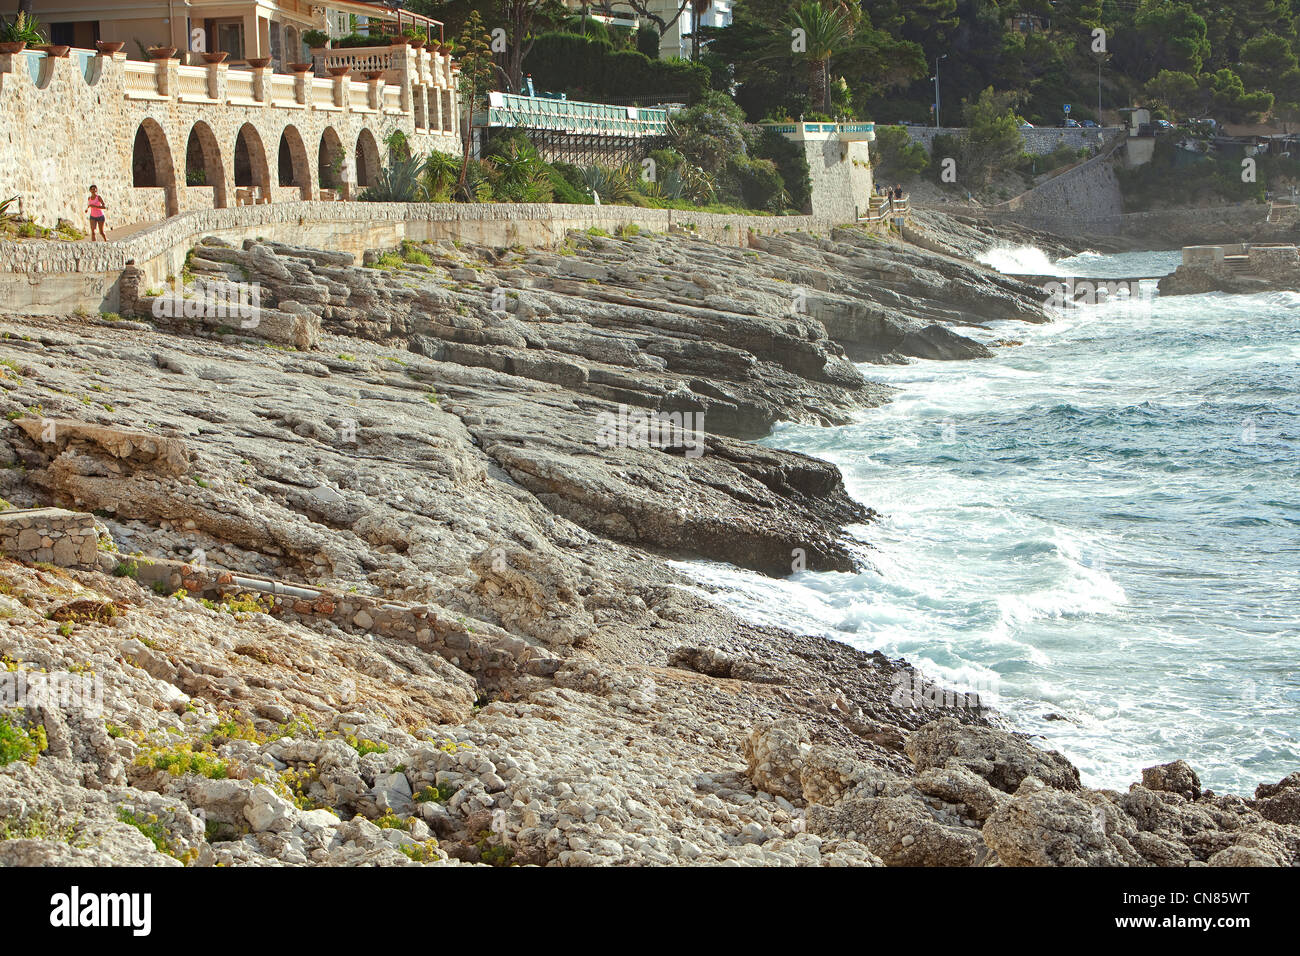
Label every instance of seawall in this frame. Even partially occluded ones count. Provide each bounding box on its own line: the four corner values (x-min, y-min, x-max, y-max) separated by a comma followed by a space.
0, 201, 860, 315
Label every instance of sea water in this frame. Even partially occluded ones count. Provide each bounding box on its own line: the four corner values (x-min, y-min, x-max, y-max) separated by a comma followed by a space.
678, 247, 1300, 793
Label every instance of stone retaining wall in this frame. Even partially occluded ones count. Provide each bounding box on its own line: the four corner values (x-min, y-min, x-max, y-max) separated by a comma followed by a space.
901, 125, 1123, 156
0, 507, 99, 566
0, 201, 838, 315
920, 199, 1274, 242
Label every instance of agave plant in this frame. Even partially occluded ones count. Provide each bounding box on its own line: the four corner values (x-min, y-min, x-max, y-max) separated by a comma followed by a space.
581, 163, 637, 204
488, 140, 552, 203
358, 154, 428, 203
1, 11, 45, 45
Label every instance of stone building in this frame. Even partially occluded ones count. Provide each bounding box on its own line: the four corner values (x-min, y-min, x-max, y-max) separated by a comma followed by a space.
30, 0, 439, 71
762, 120, 875, 222
0, 40, 459, 230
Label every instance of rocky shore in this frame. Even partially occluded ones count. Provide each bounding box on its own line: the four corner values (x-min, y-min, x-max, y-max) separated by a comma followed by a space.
1, 216, 1296, 866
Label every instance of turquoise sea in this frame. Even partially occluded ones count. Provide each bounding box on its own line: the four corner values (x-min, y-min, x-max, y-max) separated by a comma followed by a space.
680, 247, 1300, 793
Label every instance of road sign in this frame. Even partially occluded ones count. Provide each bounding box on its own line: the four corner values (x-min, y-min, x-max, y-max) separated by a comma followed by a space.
1064, 104, 1071, 112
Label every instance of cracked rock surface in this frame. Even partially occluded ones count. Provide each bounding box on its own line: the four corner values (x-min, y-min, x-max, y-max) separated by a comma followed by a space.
1, 219, 1294, 866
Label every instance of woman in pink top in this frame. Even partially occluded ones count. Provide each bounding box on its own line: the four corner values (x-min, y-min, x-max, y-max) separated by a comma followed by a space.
85, 185, 107, 241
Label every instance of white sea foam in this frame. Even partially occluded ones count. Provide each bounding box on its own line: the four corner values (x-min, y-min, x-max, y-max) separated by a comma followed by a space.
976, 245, 1061, 275
670, 254, 1300, 794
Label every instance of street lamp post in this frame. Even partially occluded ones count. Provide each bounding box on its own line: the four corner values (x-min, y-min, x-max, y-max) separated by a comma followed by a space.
933, 54, 947, 128
1094, 52, 1110, 123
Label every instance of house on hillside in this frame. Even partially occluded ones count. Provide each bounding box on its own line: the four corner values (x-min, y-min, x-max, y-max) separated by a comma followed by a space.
28, 0, 438, 70
564, 1, 733, 60
1006, 13, 1050, 35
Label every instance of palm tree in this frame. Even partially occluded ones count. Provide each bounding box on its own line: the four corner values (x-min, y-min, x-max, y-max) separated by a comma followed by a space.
689, 0, 711, 61
421, 150, 461, 202
786, 1, 857, 113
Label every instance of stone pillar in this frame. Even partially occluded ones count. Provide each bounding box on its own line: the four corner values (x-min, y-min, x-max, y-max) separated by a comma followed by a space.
333, 72, 348, 109
390, 44, 413, 113
208, 60, 227, 100
368, 77, 382, 112
119, 263, 145, 317
155, 56, 179, 98
252, 63, 270, 103
294, 68, 309, 105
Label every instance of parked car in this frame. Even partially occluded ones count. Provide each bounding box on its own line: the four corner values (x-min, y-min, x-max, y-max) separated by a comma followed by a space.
1081, 119, 1098, 128
1020, 122, 1035, 129
1059, 118, 1081, 128
1153, 119, 1174, 130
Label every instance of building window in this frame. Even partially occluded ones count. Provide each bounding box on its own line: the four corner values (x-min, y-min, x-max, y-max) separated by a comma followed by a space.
214, 20, 245, 60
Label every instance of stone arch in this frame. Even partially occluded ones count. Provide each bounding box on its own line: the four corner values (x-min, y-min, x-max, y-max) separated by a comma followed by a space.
285, 25, 301, 61
318, 126, 345, 191
233, 122, 271, 192
355, 128, 381, 188
278, 125, 312, 198
131, 118, 178, 217
184, 120, 228, 209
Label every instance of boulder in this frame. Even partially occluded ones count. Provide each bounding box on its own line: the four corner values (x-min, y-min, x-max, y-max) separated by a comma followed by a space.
906, 717, 1081, 793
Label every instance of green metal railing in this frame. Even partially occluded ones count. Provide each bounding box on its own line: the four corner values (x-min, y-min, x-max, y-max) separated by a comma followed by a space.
483, 92, 669, 138
760, 121, 875, 137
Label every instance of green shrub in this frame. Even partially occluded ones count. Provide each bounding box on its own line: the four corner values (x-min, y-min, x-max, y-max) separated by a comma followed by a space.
524, 32, 708, 104
672, 91, 749, 176
0, 714, 46, 767
635, 25, 660, 58
724, 155, 788, 212
547, 163, 593, 204
752, 127, 809, 209
871, 125, 930, 182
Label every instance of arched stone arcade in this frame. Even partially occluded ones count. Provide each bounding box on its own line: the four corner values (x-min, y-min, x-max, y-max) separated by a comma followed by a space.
278, 126, 312, 199
318, 127, 346, 193
2, 51, 461, 229
234, 122, 272, 195
131, 119, 179, 217
184, 121, 228, 209
355, 129, 381, 189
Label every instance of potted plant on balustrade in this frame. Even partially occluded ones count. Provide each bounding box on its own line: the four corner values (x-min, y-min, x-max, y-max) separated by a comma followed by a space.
0, 11, 44, 55
303, 29, 330, 51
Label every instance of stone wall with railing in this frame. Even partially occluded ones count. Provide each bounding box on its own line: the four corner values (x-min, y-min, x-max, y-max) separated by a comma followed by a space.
0, 45, 458, 230
0, 200, 848, 315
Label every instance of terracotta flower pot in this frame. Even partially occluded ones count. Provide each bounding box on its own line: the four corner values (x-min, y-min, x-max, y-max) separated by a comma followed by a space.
0, 42, 28, 55
36, 44, 72, 58
96, 41, 125, 55
201, 51, 228, 64
326, 65, 351, 78
289, 62, 313, 73
147, 46, 177, 60
246, 56, 271, 68
410, 37, 426, 49
437, 44, 451, 56
364, 69, 384, 81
